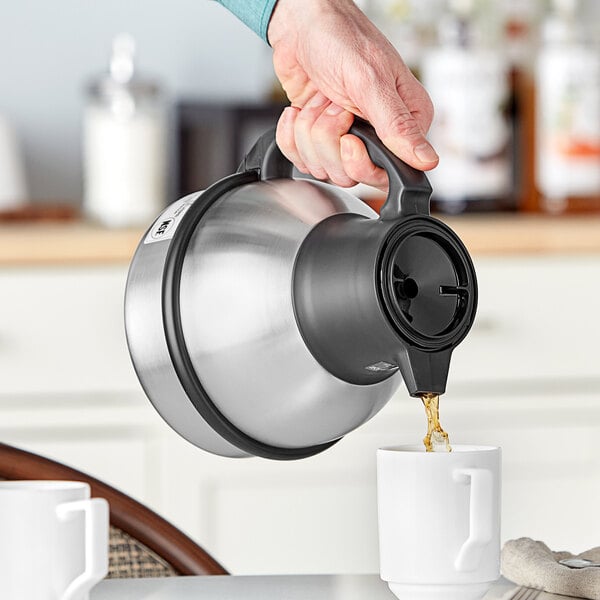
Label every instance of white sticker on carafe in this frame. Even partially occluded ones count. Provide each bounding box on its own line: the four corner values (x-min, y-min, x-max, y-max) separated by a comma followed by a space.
143, 194, 200, 244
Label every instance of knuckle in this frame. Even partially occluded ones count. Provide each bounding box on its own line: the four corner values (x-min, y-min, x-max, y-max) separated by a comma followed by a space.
275, 130, 292, 154
347, 159, 387, 188
276, 121, 294, 149
387, 112, 423, 140
308, 166, 328, 181
347, 161, 374, 183
418, 94, 435, 131
424, 94, 435, 117
297, 101, 328, 125
329, 172, 357, 188
313, 112, 354, 143
296, 108, 315, 124
312, 116, 338, 140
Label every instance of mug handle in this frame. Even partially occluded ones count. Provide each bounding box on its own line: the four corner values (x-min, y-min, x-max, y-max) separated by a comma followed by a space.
56, 498, 109, 600
453, 468, 494, 572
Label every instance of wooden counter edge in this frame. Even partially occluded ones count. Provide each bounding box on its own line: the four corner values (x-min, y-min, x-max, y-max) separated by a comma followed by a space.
0, 223, 143, 267
0, 215, 599, 266
444, 215, 600, 256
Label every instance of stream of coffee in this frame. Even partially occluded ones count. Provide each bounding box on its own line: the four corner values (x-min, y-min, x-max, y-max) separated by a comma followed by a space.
420, 393, 452, 452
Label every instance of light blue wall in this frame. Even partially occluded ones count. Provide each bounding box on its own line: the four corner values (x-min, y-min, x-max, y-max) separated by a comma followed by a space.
0, 0, 275, 202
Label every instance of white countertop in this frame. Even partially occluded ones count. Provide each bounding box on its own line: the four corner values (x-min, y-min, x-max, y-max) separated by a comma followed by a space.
91, 574, 533, 600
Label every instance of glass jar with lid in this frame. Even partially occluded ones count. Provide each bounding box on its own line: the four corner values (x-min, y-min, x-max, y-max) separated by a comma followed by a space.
83, 34, 168, 227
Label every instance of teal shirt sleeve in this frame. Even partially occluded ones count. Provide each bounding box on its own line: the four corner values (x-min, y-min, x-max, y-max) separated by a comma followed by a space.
215, 0, 279, 42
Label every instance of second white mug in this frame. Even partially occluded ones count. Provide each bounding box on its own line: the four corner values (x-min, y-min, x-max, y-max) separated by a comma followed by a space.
0, 480, 109, 600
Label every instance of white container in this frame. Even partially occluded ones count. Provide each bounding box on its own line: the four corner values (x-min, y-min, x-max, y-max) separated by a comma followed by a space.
83, 34, 167, 228
423, 48, 511, 202
0, 115, 27, 210
421, 0, 511, 211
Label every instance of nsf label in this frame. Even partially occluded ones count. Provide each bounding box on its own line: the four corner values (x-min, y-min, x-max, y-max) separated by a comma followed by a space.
151, 218, 175, 240
144, 195, 199, 244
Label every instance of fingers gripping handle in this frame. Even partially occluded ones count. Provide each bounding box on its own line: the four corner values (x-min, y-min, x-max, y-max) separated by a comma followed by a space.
57, 498, 109, 600
453, 468, 495, 572
347, 118, 432, 219
239, 117, 432, 220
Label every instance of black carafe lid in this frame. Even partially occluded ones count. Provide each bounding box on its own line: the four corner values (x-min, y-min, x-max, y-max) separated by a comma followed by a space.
290, 120, 478, 396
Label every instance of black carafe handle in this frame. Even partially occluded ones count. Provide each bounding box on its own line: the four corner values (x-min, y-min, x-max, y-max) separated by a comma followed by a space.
239, 117, 432, 220
348, 118, 432, 219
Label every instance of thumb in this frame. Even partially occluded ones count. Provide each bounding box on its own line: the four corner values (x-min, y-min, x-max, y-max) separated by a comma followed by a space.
362, 91, 439, 171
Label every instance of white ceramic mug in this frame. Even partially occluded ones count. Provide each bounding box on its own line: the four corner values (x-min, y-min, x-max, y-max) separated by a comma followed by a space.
377, 445, 501, 600
0, 481, 109, 600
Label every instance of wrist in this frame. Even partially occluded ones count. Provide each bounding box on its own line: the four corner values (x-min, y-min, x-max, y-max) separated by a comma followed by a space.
267, 0, 303, 47
268, 0, 359, 48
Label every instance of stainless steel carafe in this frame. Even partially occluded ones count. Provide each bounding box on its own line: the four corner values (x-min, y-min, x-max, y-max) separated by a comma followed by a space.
125, 121, 477, 460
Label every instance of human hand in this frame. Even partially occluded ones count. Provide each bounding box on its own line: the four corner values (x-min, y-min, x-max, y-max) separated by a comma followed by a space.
268, 0, 438, 192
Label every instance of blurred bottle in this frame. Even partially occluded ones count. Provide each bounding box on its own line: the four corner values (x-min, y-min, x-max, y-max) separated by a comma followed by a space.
421, 0, 513, 214
502, 0, 543, 213
360, 0, 445, 212
83, 34, 168, 227
353, 0, 438, 212
535, 0, 600, 213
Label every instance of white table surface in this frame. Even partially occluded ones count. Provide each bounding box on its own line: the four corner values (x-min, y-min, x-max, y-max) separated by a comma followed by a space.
92, 574, 530, 600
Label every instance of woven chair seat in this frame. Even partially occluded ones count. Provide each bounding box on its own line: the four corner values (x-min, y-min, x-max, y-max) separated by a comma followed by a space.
108, 526, 178, 578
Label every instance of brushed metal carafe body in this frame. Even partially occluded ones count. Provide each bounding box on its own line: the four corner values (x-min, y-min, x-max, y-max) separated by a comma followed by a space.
126, 180, 400, 458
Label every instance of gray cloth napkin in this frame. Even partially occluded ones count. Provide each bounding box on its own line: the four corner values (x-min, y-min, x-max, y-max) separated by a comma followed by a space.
502, 538, 600, 600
